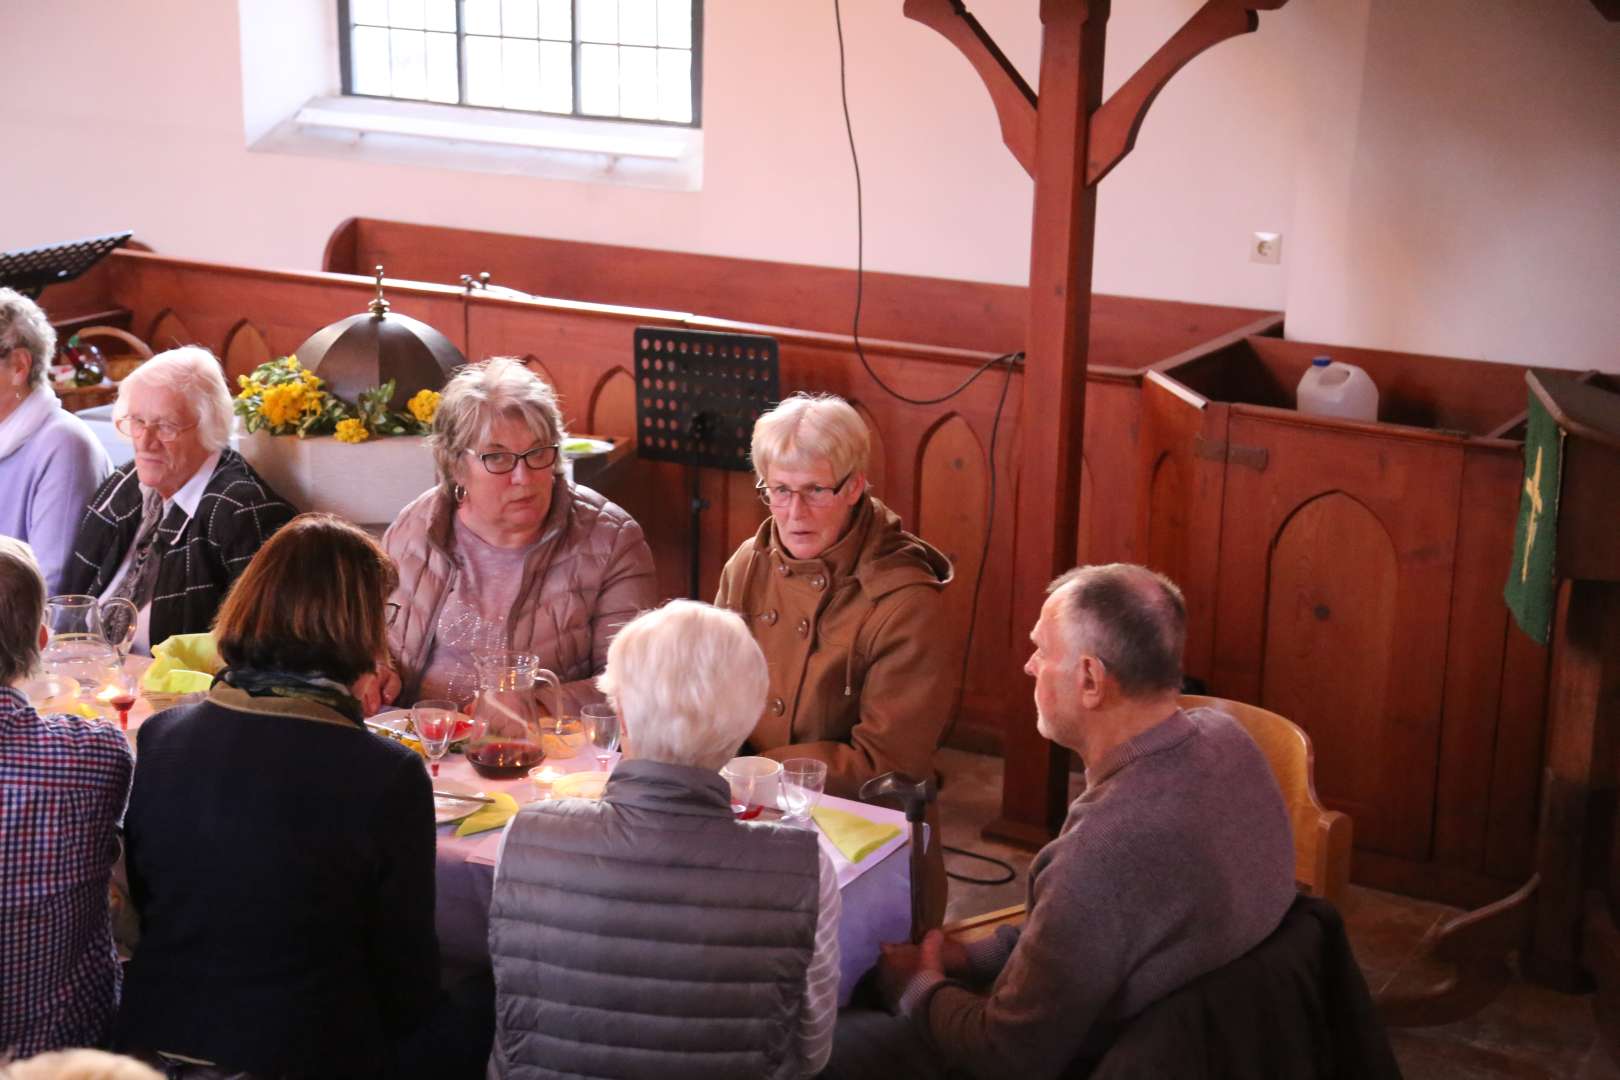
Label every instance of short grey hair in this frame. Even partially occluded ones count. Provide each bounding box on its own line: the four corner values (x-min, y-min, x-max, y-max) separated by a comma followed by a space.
429, 356, 567, 497
750, 392, 870, 483
0, 287, 57, 389
596, 601, 768, 771
1048, 563, 1187, 696
113, 346, 234, 452
0, 537, 48, 686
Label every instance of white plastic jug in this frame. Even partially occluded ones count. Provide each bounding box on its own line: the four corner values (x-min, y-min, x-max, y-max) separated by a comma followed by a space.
1296, 356, 1378, 422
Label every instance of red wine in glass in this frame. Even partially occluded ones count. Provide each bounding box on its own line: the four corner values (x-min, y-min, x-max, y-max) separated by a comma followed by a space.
108, 694, 136, 730
468, 741, 545, 779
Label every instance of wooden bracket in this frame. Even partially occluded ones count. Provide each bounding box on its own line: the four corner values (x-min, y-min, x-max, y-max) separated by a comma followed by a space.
1087, 1, 1289, 186
1194, 435, 1269, 471
902, 0, 1039, 176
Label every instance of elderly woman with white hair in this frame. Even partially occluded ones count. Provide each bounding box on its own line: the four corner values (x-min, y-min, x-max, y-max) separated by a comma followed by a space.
487, 600, 840, 1079
0, 287, 112, 593
716, 391, 956, 923
60, 346, 295, 652
381, 356, 654, 712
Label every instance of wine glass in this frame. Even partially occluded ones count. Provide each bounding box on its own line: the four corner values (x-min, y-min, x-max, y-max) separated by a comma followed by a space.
779, 758, 828, 824
412, 699, 458, 778
581, 704, 619, 770
720, 762, 763, 820
100, 665, 140, 732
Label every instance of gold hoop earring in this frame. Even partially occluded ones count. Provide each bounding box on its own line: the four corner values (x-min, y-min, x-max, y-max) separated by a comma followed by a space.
452, 483, 467, 503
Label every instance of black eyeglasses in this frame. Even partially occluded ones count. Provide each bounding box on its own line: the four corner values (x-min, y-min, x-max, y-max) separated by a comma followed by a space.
467, 445, 560, 475
756, 472, 853, 509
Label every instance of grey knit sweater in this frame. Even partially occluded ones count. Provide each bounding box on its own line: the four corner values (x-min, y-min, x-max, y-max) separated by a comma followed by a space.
901, 707, 1296, 1078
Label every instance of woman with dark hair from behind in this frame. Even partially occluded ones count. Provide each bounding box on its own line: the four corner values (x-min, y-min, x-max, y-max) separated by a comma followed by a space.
114, 513, 440, 1078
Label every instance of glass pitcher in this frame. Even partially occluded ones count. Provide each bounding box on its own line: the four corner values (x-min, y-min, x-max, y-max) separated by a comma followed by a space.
41, 594, 137, 690
464, 651, 559, 779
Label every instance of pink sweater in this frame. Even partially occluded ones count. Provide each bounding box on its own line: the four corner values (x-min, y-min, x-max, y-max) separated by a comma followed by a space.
903, 707, 1297, 1078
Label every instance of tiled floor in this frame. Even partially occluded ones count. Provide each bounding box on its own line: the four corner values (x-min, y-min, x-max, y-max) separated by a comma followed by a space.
934, 747, 1620, 1079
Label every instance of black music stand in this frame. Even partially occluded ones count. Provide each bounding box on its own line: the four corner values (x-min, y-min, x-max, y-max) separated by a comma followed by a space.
0, 232, 132, 299
633, 327, 780, 598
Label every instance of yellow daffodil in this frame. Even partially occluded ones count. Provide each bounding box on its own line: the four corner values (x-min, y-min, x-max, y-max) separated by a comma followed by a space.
407, 388, 441, 424
335, 418, 371, 444
259, 383, 310, 428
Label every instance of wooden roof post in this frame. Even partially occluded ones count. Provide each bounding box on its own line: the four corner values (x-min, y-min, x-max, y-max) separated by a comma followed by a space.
905, 0, 1292, 844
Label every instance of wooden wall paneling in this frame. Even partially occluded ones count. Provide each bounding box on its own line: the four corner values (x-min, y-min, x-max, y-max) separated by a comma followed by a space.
108, 253, 469, 371
221, 319, 273, 382
147, 308, 198, 351
1431, 445, 1543, 877
1211, 410, 1466, 863
1076, 376, 1142, 566
849, 399, 889, 501
1486, 622, 1553, 879
917, 414, 991, 691
1136, 372, 1230, 684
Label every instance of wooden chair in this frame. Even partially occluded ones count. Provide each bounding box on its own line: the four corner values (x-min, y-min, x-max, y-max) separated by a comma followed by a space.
943, 695, 1354, 946
1181, 694, 1354, 908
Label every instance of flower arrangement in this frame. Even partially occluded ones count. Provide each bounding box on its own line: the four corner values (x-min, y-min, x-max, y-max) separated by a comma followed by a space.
234, 357, 441, 442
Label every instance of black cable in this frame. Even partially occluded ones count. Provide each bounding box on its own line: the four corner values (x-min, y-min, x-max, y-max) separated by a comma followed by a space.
944, 844, 1017, 887
831, 0, 1016, 407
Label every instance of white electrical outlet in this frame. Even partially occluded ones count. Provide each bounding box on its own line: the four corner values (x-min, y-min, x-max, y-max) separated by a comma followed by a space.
1251, 231, 1282, 265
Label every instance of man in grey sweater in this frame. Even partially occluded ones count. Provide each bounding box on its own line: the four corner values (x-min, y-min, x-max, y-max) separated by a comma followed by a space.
873, 563, 1297, 1078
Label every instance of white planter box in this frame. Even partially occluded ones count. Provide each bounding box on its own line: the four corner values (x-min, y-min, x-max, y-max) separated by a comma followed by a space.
237, 426, 436, 529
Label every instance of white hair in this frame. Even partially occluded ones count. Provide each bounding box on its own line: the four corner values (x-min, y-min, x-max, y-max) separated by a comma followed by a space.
0, 1048, 162, 1080
0, 287, 57, 388
113, 346, 234, 452
429, 356, 568, 497
750, 392, 870, 483
596, 601, 768, 771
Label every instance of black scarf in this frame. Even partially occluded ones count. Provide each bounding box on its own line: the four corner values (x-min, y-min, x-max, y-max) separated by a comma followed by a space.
214, 666, 366, 726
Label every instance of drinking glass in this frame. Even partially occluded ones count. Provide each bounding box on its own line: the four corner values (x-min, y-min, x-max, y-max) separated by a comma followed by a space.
779, 758, 828, 823
581, 704, 619, 770
413, 699, 458, 778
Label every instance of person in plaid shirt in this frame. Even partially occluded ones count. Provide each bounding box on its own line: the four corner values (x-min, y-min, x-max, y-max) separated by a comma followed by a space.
0, 537, 133, 1056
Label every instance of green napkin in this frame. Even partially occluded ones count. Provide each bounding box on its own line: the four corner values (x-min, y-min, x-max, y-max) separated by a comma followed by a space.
812, 805, 901, 863
455, 792, 519, 837
143, 633, 223, 694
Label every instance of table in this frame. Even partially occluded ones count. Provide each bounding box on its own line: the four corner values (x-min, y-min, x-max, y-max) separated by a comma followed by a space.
429, 748, 912, 1006
113, 673, 910, 1005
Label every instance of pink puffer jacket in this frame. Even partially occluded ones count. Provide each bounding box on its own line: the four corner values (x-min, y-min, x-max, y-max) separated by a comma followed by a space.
382, 481, 656, 712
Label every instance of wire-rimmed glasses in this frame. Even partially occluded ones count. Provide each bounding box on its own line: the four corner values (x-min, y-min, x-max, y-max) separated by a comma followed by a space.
467, 445, 560, 475
114, 415, 199, 442
756, 472, 853, 509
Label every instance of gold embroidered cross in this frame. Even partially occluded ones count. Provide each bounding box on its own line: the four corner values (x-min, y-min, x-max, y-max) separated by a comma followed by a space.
1521, 446, 1545, 582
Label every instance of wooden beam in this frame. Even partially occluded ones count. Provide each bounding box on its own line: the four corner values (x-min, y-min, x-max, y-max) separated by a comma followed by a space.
903, 0, 1039, 176
984, 0, 1109, 847
1087, 1, 1282, 186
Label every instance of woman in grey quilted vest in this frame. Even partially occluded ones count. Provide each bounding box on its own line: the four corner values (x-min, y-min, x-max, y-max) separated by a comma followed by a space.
379, 357, 655, 713
488, 600, 841, 1079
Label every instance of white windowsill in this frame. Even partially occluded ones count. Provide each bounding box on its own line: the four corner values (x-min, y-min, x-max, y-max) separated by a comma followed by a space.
250, 94, 703, 191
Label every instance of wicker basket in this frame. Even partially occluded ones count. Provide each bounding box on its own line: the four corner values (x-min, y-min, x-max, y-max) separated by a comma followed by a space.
75, 325, 153, 381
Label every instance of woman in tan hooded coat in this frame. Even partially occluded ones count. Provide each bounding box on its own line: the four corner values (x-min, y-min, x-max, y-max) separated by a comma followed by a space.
715, 392, 957, 925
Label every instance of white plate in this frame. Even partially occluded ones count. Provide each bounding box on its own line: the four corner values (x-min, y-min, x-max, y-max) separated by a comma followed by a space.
562, 438, 614, 458
432, 779, 491, 825
366, 708, 474, 747
20, 673, 81, 710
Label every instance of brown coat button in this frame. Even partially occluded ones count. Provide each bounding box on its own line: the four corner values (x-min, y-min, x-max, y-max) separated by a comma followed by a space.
796, 617, 810, 637
769, 696, 785, 715
762, 609, 778, 626
811, 574, 827, 590
777, 562, 791, 577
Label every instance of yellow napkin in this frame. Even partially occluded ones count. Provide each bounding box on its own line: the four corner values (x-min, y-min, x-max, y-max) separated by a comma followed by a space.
142, 633, 223, 695
812, 805, 901, 864
455, 791, 520, 837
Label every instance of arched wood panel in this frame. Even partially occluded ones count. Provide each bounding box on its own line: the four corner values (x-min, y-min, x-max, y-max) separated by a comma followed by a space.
588, 366, 689, 599
222, 320, 272, 382
917, 415, 989, 677
147, 309, 197, 352
588, 368, 636, 439
1261, 492, 1400, 853
1076, 455, 1095, 564
850, 399, 888, 500
1145, 450, 1188, 585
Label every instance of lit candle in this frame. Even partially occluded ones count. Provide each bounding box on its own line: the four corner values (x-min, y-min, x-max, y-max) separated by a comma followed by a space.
529, 764, 565, 797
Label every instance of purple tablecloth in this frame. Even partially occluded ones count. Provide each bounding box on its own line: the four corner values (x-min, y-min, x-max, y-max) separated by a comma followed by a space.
430, 753, 911, 1005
